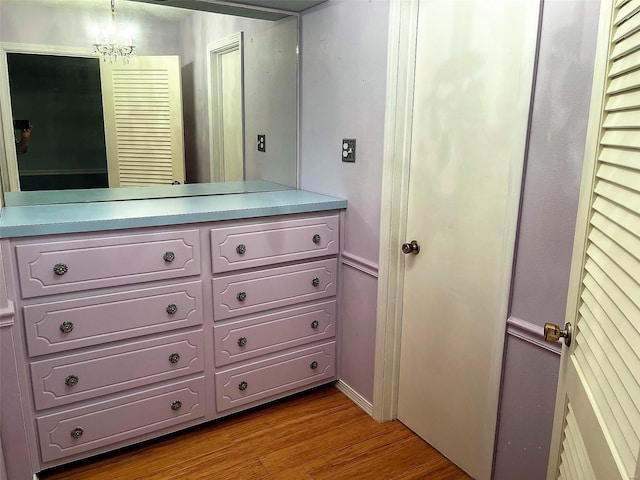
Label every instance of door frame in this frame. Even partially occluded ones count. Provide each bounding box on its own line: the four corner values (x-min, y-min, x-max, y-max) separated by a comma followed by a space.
206, 32, 245, 183
0, 42, 96, 194
372, 0, 419, 423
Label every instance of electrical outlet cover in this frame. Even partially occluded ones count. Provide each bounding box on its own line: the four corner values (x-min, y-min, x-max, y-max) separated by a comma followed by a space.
257, 134, 266, 152
342, 138, 356, 162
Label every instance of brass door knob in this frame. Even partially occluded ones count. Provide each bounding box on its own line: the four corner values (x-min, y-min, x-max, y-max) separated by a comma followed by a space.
543, 322, 572, 347
401, 240, 420, 255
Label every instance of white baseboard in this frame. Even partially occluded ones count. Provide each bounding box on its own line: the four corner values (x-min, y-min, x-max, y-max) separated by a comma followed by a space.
335, 380, 373, 417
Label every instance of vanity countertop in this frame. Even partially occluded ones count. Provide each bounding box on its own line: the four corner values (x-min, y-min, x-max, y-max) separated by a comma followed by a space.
0, 189, 347, 238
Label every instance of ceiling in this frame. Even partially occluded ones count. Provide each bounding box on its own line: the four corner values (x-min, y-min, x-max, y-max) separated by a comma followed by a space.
132, 0, 328, 20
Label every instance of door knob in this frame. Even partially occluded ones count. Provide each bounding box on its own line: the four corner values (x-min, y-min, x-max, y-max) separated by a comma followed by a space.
401, 240, 420, 255
543, 322, 572, 347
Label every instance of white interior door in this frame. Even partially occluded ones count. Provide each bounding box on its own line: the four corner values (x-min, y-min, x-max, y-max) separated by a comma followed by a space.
208, 33, 244, 183
546, 0, 640, 478
100, 55, 185, 187
396, 1, 539, 479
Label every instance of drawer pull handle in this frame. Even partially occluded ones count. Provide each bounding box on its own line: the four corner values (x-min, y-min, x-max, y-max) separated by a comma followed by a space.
236, 244, 246, 255
237, 291, 247, 302
169, 353, 180, 364
166, 303, 178, 315
311, 320, 319, 329
163, 251, 175, 263
53, 263, 68, 276
237, 337, 248, 347
310, 361, 319, 370
171, 400, 182, 411
65, 375, 79, 387
59, 321, 74, 333
238, 381, 248, 391
70, 427, 84, 439
311, 277, 320, 288
312, 234, 321, 245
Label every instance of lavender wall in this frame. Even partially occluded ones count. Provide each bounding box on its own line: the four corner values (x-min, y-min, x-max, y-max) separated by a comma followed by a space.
494, 1, 600, 478
300, 0, 389, 402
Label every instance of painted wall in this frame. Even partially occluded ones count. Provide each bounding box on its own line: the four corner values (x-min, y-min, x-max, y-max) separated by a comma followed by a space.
494, 1, 600, 478
300, 0, 389, 402
179, 13, 297, 186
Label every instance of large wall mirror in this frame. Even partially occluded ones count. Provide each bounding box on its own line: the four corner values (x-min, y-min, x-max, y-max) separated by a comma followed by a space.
0, 0, 315, 204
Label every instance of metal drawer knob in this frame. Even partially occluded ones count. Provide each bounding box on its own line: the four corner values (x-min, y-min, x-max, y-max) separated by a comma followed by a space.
310, 361, 318, 370
237, 291, 247, 302
163, 251, 175, 263
311, 277, 320, 287
70, 427, 84, 439
237, 337, 247, 347
59, 321, 74, 334
171, 400, 182, 411
236, 244, 246, 255
53, 263, 68, 276
65, 375, 79, 387
312, 234, 321, 245
311, 320, 319, 329
169, 353, 180, 364
166, 303, 178, 315
238, 381, 248, 391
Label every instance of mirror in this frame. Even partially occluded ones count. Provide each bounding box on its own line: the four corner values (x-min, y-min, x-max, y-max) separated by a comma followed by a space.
0, 0, 299, 204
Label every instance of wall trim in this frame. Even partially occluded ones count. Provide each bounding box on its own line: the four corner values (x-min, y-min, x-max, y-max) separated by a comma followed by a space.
341, 251, 378, 278
0, 300, 15, 328
506, 316, 561, 355
335, 380, 373, 417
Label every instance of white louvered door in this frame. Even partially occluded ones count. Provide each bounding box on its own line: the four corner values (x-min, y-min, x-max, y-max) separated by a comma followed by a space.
547, 0, 640, 479
100, 56, 185, 187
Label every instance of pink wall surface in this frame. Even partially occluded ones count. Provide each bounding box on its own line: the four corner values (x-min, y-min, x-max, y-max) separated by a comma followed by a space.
300, 0, 390, 402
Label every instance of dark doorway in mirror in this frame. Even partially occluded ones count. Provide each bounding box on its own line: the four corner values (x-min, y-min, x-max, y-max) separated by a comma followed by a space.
8, 53, 109, 191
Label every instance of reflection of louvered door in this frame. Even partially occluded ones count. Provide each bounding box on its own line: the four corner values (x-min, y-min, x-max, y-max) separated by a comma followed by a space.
547, 0, 640, 479
100, 56, 184, 187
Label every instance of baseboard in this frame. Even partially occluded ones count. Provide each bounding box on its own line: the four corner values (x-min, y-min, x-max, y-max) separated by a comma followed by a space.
335, 380, 374, 417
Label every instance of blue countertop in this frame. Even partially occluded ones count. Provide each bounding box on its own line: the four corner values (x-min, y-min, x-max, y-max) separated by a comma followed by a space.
0, 189, 347, 238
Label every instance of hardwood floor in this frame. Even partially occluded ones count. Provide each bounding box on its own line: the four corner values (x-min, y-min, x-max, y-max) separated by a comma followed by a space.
40, 385, 471, 480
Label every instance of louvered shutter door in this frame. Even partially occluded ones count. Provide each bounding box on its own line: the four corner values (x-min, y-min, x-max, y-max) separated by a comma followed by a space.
100, 56, 185, 187
550, 0, 640, 479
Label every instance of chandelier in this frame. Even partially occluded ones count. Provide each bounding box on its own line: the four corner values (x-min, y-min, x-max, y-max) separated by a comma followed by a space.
93, 0, 135, 63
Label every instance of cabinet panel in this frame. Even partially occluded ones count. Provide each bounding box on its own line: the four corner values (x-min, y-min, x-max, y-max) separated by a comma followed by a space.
16, 230, 200, 298
23, 281, 203, 356
30, 331, 204, 410
37, 377, 205, 463
212, 259, 337, 320
214, 300, 336, 366
210, 215, 339, 273
215, 342, 335, 412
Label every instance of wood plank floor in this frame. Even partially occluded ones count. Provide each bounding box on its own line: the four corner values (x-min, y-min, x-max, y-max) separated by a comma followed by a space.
40, 385, 471, 480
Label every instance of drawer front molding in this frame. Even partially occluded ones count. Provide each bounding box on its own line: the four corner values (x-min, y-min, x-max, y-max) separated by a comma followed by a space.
30, 331, 204, 409
24, 281, 203, 356
16, 230, 201, 298
214, 300, 336, 366
37, 377, 205, 463
210, 215, 339, 273
212, 259, 337, 320
215, 342, 335, 412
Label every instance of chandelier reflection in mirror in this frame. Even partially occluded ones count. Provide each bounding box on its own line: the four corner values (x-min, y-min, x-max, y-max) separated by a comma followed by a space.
93, 0, 136, 63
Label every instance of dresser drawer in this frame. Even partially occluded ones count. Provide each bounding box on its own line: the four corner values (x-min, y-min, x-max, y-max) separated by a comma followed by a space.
30, 330, 204, 410
212, 259, 337, 320
210, 215, 339, 273
215, 342, 334, 412
214, 301, 336, 366
23, 281, 203, 356
37, 377, 205, 463
16, 230, 200, 298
